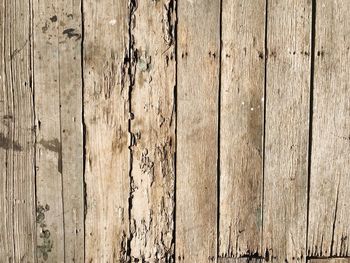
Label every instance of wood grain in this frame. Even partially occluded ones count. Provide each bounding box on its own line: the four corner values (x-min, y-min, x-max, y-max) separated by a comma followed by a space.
218, 257, 262, 263
128, 0, 176, 261
308, 0, 350, 258
0, 0, 36, 261
219, 0, 265, 257
83, 0, 130, 261
263, 0, 311, 262
33, 0, 84, 261
309, 259, 350, 263
176, 0, 220, 262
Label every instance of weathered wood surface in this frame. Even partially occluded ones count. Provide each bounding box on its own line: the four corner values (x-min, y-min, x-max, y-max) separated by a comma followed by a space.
263, 0, 311, 262
33, 0, 84, 262
309, 259, 350, 263
128, 0, 176, 261
308, 0, 350, 258
83, 0, 130, 261
0, 0, 36, 261
176, 0, 220, 262
2, 0, 350, 262
219, 0, 265, 258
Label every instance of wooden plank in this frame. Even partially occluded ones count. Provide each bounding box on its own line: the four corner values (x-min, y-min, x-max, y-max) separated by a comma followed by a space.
83, 0, 130, 261
33, 1, 83, 261
128, 0, 176, 261
219, 0, 265, 257
308, 0, 350, 258
309, 259, 350, 263
218, 257, 262, 263
176, 0, 220, 262
0, 0, 36, 261
263, 1, 311, 262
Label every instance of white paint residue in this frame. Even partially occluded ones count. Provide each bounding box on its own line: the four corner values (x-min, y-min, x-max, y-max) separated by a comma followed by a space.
109, 19, 117, 25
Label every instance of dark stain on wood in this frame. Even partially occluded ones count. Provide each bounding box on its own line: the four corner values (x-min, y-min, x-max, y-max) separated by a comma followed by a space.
0, 132, 23, 151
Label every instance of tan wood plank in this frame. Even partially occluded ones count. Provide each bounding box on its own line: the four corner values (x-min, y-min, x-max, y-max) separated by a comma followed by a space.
176, 0, 220, 262
128, 0, 176, 261
309, 259, 350, 263
33, 1, 84, 261
83, 0, 130, 261
263, 1, 312, 262
308, 0, 350, 258
218, 257, 262, 263
0, 0, 36, 261
219, 0, 265, 257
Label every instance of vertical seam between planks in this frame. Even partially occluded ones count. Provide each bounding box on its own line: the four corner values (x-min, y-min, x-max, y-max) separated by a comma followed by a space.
217, 0, 223, 259
262, 0, 268, 259
126, 0, 136, 259
80, 0, 86, 261
173, 0, 178, 261
29, 0, 38, 260
306, 0, 316, 258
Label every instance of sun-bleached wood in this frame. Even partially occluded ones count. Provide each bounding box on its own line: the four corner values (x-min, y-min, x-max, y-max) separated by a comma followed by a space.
218, 257, 262, 263
128, 0, 176, 261
176, 0, 220, 262
220, 0, 265, 257
0, 0, 36, 261
33, 0, 84, 261
83, 0, 130, 261
263, 1, 311, 262
308, 0, 350, 257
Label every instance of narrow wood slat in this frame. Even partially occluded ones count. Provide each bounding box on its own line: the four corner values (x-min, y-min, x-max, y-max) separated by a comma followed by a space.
308, 0, 350, 258
176, 0, 220, 262
0, 0, 36, 261
128, 0, 176, 261
263, 1, 312, 262
220, 0, 265, 257
83, 0, 130, 261
33, 1, 84, 261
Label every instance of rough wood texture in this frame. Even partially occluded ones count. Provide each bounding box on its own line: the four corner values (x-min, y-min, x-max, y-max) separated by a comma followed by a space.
83, 0, 130, 261
309, 259, 350, 263
33, 0, 84, 262
308, 0, 350, 258
218, 257, 262, 263
0, 0, 37, 261
176, 0, 220, 262
128, 0, 176, 261
263, 1, 311, 262
219, 0, 265, 257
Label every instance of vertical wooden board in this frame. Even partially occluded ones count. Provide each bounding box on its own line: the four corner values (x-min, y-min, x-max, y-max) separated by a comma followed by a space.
58, 1, 84, 261
83, 0, 130, 261
33, 0, 83, 261
308, 0, 350, 258
176, 0, 220, 262
0, 0, 36, 261
219, 0, 265, 257
263, 1, 311, 262
309, 259, 350, 263
129, 0, 176, 261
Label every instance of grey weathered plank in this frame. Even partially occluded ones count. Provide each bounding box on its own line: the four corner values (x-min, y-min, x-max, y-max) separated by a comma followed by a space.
83, 0, 130, 261
33, 1, 84, 261
0, 0, 36, 261
308, 0, 350, 258
176, 0, 220, 262
219, 0, 265, 257
263, 0, 312, 262
128, 0, 176, 261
